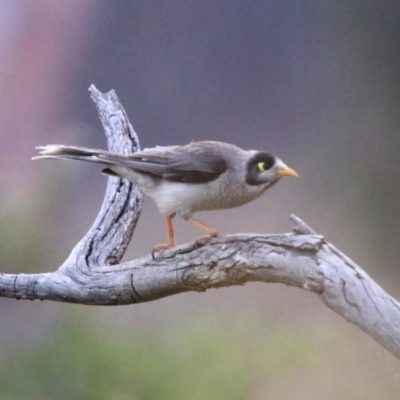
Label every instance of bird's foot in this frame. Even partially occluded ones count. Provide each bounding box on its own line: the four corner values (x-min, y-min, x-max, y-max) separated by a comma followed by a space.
194, 230, 222, 248
151, 241, 176, 261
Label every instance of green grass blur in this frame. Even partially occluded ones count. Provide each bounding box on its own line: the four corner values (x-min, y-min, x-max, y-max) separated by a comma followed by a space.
0, 313, 323, 400
0, 310, 399, 400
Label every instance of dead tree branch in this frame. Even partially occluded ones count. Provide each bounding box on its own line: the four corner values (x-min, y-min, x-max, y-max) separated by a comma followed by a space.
1, 86, 399, 361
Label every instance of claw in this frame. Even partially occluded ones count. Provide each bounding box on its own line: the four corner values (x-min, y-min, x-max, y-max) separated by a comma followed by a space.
151, 241, 176, 261
194, 231, 221, 248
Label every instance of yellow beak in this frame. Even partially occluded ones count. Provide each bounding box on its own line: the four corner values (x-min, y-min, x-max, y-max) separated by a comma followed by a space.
277, 166, 299, 178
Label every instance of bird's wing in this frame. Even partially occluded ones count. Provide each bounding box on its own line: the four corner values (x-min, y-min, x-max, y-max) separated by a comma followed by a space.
161, 146, 228, 182
102, 143, 228, 183
34, 142, 229, 183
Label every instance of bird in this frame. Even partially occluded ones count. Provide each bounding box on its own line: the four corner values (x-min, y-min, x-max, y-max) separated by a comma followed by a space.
34, 141, 298, 256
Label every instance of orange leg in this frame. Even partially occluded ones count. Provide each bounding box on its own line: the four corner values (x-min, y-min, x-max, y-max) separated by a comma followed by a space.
186, 217, 221, 241
152, 215, 177, 256
152, 216, 221, 259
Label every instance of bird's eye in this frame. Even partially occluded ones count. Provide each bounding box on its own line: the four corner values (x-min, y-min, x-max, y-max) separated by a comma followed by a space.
246, 152, 275, 185
257, 162, 266, 172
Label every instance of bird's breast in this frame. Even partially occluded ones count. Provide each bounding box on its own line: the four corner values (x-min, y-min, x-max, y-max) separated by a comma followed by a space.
145, 177, 268, 217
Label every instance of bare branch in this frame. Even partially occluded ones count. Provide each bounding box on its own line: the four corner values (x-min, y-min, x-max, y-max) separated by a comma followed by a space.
1, 86, 399, 361
61, 85, 144, 271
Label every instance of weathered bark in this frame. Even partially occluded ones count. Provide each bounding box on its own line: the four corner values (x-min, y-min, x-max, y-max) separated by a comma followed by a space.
1, 86, 399, 361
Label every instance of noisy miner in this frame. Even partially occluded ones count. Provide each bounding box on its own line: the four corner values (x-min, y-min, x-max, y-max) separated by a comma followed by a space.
34, 141, 298, 255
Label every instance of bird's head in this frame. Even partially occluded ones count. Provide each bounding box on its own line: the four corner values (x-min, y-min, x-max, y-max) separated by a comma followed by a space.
245, 151, 298, 189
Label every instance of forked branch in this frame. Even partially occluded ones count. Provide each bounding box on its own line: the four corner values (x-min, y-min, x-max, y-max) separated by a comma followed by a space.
0, 86, 399, 360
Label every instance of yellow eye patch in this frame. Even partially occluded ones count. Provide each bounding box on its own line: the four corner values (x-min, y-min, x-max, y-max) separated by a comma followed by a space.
257, 162, 266, 172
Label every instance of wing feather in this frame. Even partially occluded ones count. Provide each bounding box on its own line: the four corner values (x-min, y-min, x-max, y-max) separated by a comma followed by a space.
102, 142, 228, 183
35, 141, 230, 183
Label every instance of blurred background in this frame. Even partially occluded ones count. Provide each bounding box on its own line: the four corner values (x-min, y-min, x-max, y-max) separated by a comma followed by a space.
0, 1, 400, 398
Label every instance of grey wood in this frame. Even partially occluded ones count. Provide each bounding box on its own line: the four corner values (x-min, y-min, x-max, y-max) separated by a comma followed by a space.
1, 86, 399, 361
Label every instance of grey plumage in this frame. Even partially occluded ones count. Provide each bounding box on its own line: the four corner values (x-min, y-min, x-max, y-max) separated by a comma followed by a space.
34, 140, 298, 253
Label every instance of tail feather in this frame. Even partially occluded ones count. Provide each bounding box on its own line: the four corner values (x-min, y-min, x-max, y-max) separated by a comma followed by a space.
33, 144, 167, 180
33, 145, 106, 163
